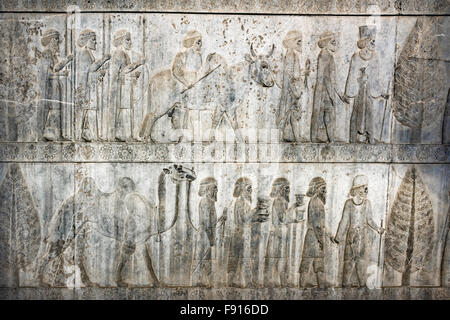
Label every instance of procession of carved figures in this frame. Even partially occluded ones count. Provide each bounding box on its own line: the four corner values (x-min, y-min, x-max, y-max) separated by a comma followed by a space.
0, 16, 448, 144
0, 163, 447, 288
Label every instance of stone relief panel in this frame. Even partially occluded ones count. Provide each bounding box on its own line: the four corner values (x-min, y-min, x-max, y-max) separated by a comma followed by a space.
0, 2, 448, 302
383, 164, 449, 287
3, 162, 445, 289
0, 13, 448, 145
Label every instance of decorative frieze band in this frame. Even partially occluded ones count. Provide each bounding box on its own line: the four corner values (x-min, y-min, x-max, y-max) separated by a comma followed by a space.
1, 142, 448, 163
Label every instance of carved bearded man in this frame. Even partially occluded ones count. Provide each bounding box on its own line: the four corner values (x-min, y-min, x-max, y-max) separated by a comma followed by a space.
193, 177, 220, 287
109, 29, 145, 141
311, 31, 346, 143
76, 29, 110, 141
228, 177, 256, 287
39, 29, 73, 141
278, 30, 304, 142
300, 177, 327, 288
331, 175, 384, 287
265, 178, 299, 287
172, 30, 203, 89
343, 26, 388, 143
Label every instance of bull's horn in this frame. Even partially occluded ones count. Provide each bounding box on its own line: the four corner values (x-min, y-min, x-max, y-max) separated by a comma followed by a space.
266, 44, 275, 57
250, 43, 257, 57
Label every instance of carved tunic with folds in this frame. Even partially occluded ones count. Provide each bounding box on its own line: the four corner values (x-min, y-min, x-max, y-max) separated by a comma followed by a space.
110, 49, 132, 140
345, 51, 382, 143
311, 49, 338, 142
335, 198, 377, 265
278, 49, 301, 125
41, 50, 64, 140
302, 196, 325, 259
228, 197, 253, 285
77, 49, 99, 140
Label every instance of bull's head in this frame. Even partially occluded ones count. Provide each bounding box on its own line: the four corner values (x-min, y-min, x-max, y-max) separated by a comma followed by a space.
163, 164, 197, 183
245, 43, 275, 87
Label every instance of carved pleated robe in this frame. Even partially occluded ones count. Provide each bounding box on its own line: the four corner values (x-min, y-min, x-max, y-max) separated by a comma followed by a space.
345, 51, 382, 143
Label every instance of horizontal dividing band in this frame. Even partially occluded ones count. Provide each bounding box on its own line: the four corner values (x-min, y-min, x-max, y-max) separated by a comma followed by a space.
0, 142, 448, 163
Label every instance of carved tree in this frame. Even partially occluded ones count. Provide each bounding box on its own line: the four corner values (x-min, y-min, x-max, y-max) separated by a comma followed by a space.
392, 17, 447, 143
0, 164, 41, 286
384, 166, 435, 286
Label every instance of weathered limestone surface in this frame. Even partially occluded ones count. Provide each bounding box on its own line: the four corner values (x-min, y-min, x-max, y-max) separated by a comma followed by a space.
0, 1, 449, 300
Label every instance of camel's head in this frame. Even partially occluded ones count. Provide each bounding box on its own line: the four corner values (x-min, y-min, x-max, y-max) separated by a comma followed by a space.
245, 43, 275, 87
163, 164, 197, 183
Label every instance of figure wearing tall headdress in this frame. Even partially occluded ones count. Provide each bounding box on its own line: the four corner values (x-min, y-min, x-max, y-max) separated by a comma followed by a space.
343, 26, 388, 143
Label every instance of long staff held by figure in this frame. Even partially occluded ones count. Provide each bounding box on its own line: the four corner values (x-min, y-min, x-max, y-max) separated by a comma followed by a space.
180, 64, 221, 94
379, 81, 391, 142
377, 219, 385, 286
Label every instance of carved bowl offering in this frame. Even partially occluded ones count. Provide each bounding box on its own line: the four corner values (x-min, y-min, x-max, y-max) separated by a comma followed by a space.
295, 193, 305, 206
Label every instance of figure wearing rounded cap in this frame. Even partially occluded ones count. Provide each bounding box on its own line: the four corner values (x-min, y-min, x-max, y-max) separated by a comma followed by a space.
331, 175, 384, 287
311, 31, 346, 143
343, 25, 389, 144
172, 30, 204, 89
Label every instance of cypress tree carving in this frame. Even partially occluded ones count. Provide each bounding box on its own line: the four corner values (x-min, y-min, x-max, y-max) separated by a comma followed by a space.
384, 166, 435, 286
392, 17, 447, 143
0, 164, 41, 286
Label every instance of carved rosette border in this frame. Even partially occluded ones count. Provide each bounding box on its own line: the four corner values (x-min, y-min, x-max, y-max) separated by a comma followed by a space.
0, 143, 448, 163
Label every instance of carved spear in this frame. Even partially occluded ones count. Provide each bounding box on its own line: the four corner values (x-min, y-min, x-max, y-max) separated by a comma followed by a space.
379, 80, 391, 142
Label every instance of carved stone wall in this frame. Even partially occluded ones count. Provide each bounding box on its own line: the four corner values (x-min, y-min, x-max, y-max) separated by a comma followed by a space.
0, 0, 449, 300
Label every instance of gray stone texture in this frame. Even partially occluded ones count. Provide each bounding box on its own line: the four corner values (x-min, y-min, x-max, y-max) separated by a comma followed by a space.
0, 0, 449, 300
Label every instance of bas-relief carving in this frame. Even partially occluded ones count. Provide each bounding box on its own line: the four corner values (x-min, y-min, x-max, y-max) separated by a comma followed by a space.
331, 175, 384, 287
343, 26, 389, 144
0, 8, 448, 301
0, 164, 41, 287
1, 162, 446, 290
392, 17, 448, 144
0, 15, 448, 145
383, 166, 436, 287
